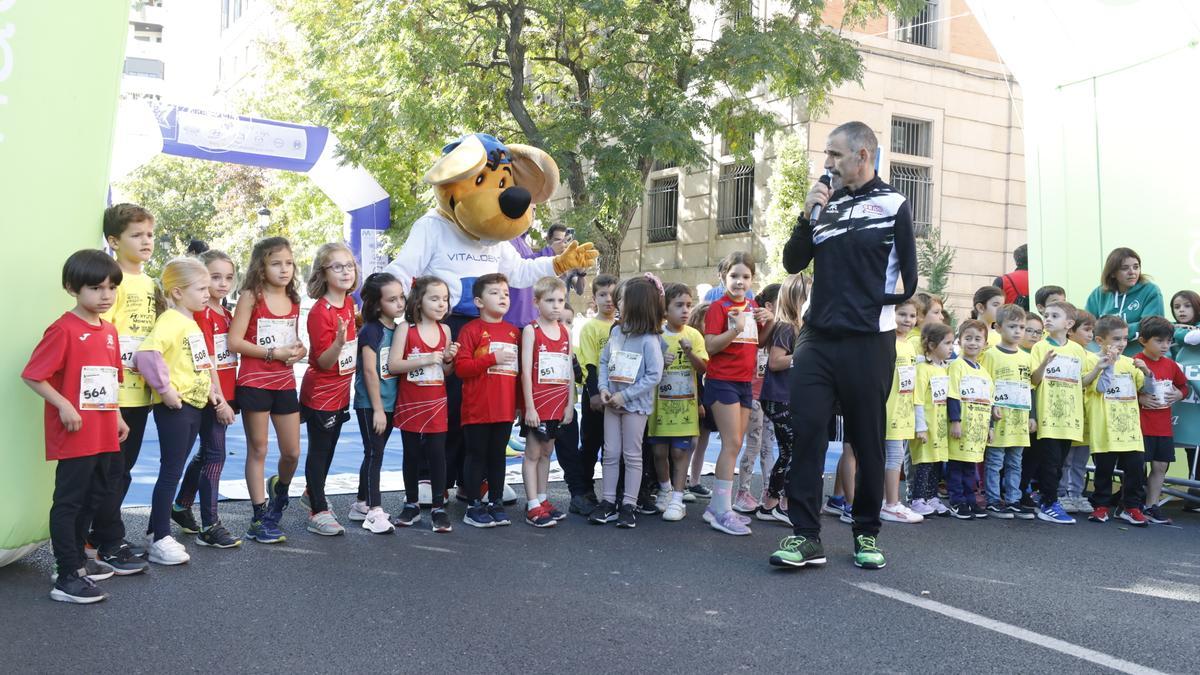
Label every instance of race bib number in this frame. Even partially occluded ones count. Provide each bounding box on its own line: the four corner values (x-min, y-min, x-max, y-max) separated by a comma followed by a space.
930, 375, 950, 404
187, 333, 212, 372
1044, 354, 1081, 383
537, 351, 571, 385
897, 365, 916, 394
406, 354, 444, 386
256, 318, 297, 349
487, 342, 518, 376
756, 349, 768, 379
79, 366, 119, 410
338, 339, 357, 376
1104, 373, 1137, 402
119, 336, 144, 372
610, 351, 643, 384
994, 379, 1031, 410
658, 369, 695, 399
212, 333, 237, 371
958, 375, 991, 404
379, 346, 396, 380
730, 310, 758, 344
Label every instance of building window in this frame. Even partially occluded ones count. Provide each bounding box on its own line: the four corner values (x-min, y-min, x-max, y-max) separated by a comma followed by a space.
891, 117, 932, 157
123, 57, 165, 80
652, 159, 678, 171
897, 1, 938, 49
717, 164, 754, 234
890, 164, 932, 237
647, 176, 679, 243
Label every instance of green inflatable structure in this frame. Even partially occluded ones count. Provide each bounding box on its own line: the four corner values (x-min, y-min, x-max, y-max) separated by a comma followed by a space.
0, 2, 129, 566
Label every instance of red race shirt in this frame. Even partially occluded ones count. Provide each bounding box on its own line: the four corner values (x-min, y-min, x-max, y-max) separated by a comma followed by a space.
300, 297, 359, 411
1134, 352, 1189, 437
395, 323, 448, 433
194, 304, 236, 401
22, 312, 123, 460
454, 318, 520, 425
236, 294, 300, 391
528, 321, 571, 419
704, 294, 762, 382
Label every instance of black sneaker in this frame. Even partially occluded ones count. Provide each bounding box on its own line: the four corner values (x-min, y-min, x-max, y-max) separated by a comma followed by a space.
431, 509, 452, 533
616, 503, 637, 529
197, 522, 242, 548
635, 497, 658, 515
1013, 503, 1036, 520
949, 503, 974, 520
970, 503, 988, 519
986, 503, 1013, 519
568, 494, 593, 516
170, 505, 200, 534
769, 535, 827, 568
686, 483, 713, 498
588, 500, 618, 525
50, 571, 106, 604
1144, 504, 1173, 525
98, 544, 149, 576
391, 503, 422, 527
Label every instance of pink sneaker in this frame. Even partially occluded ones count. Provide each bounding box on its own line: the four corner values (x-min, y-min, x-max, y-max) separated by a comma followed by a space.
910, 498, 936, 516
706, 508, 752, 535
732, 490, 760, 514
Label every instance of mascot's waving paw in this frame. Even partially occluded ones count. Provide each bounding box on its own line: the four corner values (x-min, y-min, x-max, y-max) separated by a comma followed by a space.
553, 240, 599, 276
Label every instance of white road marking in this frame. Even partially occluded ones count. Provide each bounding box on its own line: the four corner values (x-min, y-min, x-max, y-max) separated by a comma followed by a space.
850, 582, 1169, 675
1102, 579, 1200, 604
940, 572, 1017, 586
410, 544, 455, 553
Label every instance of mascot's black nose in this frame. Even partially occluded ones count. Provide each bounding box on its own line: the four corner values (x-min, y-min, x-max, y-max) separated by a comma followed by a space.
498, 186, 532, 219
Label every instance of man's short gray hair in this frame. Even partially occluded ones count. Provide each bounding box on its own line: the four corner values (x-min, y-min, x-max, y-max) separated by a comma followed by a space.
830, 121, 878, 160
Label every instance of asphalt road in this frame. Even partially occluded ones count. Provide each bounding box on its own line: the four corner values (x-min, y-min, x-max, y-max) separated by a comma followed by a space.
2, 479, 1198, 674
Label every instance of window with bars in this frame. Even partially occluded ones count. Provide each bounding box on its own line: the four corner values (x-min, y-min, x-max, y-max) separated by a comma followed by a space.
891, 117, 932, 157
717, 164, 755, 234
897, 1, 938, 48
647, 176, 679, 243
890, 164, 932, 238
652, 159, 678, 171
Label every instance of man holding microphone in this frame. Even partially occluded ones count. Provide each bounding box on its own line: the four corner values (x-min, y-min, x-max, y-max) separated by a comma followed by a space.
769, 121, 918, 570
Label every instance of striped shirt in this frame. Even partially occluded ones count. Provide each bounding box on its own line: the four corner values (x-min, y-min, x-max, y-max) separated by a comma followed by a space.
783, 175, 917, 335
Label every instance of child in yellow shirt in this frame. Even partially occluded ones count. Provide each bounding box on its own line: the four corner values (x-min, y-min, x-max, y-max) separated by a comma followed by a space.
946, 320, 994, 519
1059, 310, 1097, 513
882, 299, 921, 523
981, 304, 1035, 519
909, 323, 954, 517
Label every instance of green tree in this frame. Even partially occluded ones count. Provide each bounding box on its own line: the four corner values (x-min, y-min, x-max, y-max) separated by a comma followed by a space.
762, 131, 809, 283
917, 223, 956, 323
272, 0, 923, 272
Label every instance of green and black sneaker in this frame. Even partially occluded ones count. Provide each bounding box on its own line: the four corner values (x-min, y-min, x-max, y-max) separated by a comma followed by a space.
853, 534, 886, 569
769, 535, 827, 568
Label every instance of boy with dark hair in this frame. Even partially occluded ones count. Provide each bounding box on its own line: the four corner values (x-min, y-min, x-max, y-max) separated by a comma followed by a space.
1034, 285, 1066, 316
1133, 315, 1189, 524
22, 250, 150, 604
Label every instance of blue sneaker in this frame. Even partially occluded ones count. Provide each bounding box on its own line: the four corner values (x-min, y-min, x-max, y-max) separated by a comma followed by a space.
266, 475, 289, 520
247, 515, 287, 543
1036, 501, 1075, 524
822, 496, 847, 517
463, 502, 495, 528
487, 503, 511, 526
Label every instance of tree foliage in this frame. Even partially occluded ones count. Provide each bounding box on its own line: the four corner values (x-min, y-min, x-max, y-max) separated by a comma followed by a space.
271, 0, 922, 272
762, 131, 809, 283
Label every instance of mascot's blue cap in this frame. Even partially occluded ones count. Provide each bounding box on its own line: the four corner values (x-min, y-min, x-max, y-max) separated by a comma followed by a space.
441, 133, 511, 167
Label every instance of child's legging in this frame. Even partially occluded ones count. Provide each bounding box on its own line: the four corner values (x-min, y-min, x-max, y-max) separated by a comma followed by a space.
737, 400, 776, 493
761, 400, 794, 499
910, 462, 940, 501
355, 408, 394, 508
402, 430, 446, 508
603, 409, 648, 506
151, 403, 203, 540
303, 408, 349, 514
175, 405, 229, 528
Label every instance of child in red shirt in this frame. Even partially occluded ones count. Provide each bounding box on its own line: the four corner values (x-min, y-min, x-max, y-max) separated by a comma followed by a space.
455, 273, 521, 528
1134, 316, 1190, 524
22, 250, 148, 604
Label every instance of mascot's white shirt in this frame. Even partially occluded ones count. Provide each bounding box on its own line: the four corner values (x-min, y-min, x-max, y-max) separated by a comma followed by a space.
385, 209, 557, 317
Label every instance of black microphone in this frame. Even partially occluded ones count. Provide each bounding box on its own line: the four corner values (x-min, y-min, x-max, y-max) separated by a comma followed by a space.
808, 174, 833, 224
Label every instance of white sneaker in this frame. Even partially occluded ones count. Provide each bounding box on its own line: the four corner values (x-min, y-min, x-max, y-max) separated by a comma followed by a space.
307, 510, 346, 536
662, 502, 686, 521
148, 535, 190, 566
682, 491, 697, 503
880, 502, 925, 524
928, 497, 950, 515
347, 500, 370, 522
501, 483, 518, 504
362, 507, 395, 534
655, 490, 672, 513
910, 498, 936, 516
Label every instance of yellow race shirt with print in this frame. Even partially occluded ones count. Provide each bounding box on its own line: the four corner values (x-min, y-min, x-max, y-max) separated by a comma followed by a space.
984, 328, 1002, 352
576, 317, 614, 375
910, 362, 949, 464
947, 358, 993, 463
907, 331, 924, 363
981, 347, 1032, 448
649, 325, 709, 438
1086, 354, 1145, 453
101, 271, 158, 407
138, 309, 212, 410
885, 338, 917, 440
1030, 338, 1086, 442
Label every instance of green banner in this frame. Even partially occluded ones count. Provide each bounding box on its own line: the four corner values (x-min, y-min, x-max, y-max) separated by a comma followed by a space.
1173, 344, 1200, 448
0, 1, 129, 566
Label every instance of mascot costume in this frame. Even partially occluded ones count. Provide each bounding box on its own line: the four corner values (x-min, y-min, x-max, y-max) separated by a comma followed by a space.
384, 133, 598, 494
